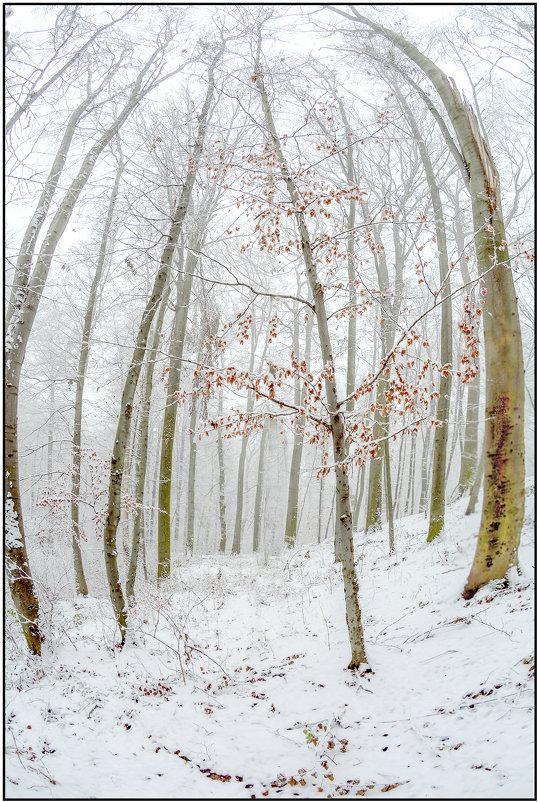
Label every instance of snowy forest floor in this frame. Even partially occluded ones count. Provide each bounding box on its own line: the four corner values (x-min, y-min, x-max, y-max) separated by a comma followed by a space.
5, 484, 535, 800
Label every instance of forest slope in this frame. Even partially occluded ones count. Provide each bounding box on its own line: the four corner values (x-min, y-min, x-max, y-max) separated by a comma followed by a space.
6, 484, 534, 799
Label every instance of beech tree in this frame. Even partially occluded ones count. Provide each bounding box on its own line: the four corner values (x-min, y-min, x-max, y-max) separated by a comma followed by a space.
103, 43, 224, 643
328, 6, 525, 596
6, 11, 188, 654
6, 6, 532, 679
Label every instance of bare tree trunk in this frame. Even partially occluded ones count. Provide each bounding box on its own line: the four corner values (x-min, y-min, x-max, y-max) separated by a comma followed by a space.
284, 309, 313, 547
352, 466, 365, 532
317, 469, 325, 544
6, 65, 122, 331
185, 399, 198, 556
418, 424, 432, 515
392, 434, 407, 518
5, 40, 169, 654
446, 379, 464, 483
102, 51, 222, 642
454, 195, 480, 496
255, 47, 366, 666
393, 84, 453, 543
383, 439, 395, 554
71, 154, 123, 596
363, 206, 404, 533
217, 387, 228, 553
465, 428, 486, 517
232, 310, 264, 555
157, 247, 193, 578
252, 422, 268, 553
126, 280, 172, 600
340, 7, 525, 601
405, 436, 417, 516
457, 371, 480, 495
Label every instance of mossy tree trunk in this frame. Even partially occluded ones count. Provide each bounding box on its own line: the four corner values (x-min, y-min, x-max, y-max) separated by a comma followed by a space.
126, 281, 172, 600
157, 247, 192, 578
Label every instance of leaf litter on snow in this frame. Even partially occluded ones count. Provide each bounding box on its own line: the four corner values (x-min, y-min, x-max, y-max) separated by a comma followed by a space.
5, 486, 534, 798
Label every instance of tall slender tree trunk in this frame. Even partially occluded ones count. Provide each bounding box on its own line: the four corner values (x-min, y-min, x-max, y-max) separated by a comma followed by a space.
457, 371, 480, 495
317, 469, 325, 544
157, 247, 193, 578
256, 46, 366, 666
185, 373, 201, 556
102, 52, 222, 642
392, 435, 407, 518
383, 439, 395, 554
454, 202, 480, 497
407, 437, 417, 515
284, 310, 313, 547
342, 7, 525, 600
6, 71, 115, 330
5, 44, 164, 654
394, 84, 453, 543
232, 311, 262, 555
419, 424, 432, 515
126, 279, 172, 600
465, 428, 486, 517
71, 155, 123, 596
217, 388, 228, 553
252, 422, 268, 553
352, 466, 365, 532
231, 420, 250, 555
363, 205, 404, 533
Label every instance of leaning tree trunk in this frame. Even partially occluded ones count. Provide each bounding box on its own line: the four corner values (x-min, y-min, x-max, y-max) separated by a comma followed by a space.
7, 82, 106, 331
5, 46, 165, 654
71, 154, 124, 596
102, 52, 221, 642
256, 48, 366, 667
336, 0, 525, 599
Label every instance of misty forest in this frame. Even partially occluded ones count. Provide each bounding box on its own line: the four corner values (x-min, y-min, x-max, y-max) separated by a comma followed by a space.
5, 4, 534, 799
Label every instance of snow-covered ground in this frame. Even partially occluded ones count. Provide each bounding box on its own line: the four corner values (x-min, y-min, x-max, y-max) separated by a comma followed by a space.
5, 485, 534, 799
